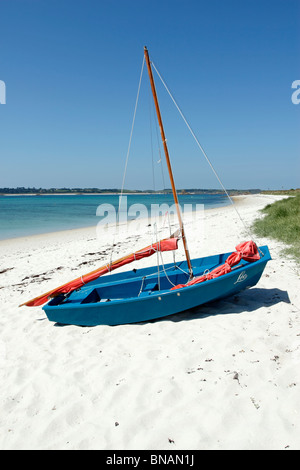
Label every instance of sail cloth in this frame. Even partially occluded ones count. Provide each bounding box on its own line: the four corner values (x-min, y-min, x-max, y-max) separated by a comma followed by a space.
20, 237, 179, 307
171, 241, 260, 290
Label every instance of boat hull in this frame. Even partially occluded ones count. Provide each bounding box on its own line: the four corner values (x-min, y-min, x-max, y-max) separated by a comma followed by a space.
43, 245, 271, 326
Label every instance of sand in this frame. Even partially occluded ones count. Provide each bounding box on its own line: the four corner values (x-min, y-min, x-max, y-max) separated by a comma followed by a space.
0, 194, 299, 450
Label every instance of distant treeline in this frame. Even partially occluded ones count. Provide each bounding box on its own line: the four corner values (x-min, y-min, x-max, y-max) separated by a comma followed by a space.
0, 187, 128, 194
0, 187, 264, 195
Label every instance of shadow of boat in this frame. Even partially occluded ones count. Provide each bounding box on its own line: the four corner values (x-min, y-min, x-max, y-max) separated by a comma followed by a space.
167, 287, 291, 323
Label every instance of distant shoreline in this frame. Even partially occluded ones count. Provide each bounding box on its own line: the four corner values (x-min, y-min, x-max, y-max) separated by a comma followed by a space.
1, 188, 263, 196
1, 188, 298, 197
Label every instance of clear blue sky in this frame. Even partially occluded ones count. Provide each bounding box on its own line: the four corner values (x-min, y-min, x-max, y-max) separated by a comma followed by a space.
0, 0, 299, 190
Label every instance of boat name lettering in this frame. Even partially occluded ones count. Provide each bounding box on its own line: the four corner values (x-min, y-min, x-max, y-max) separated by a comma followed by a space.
234, 271, 248, 284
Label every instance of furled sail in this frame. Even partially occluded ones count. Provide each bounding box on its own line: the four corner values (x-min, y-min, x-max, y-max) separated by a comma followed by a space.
171, 241, 260, 290
20, 236, 179, 307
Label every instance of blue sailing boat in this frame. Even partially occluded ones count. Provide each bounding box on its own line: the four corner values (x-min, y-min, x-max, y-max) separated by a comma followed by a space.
21, 47, 271, 326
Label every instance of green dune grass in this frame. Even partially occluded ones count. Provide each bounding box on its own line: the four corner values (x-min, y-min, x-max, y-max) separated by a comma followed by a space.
253, 193, 300, 262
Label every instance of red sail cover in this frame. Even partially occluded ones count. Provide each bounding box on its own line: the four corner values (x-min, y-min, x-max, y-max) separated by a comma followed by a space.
21, 237, 178, 307
171, 241, 260, 290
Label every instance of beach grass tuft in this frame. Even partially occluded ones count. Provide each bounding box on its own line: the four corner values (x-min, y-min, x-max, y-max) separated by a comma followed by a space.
253, 194, 300, 262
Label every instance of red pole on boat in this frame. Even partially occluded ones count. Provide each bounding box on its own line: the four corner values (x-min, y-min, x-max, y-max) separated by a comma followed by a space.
144, 46, 193, 277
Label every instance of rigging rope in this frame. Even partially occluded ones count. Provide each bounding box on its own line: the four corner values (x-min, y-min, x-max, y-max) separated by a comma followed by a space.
151, 61, 255, 243
109, 56, 145, 266
151, 91, 167, 192
119, 56, 145, 216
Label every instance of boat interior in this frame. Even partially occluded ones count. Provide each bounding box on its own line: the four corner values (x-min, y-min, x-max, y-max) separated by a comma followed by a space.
47, 251, 251, 307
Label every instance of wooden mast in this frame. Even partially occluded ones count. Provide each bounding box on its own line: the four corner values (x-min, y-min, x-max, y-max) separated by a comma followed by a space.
144, 46, 193, 277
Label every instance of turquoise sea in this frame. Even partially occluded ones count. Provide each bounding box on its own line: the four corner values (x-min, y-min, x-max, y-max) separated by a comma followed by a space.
0, 193, 229, 240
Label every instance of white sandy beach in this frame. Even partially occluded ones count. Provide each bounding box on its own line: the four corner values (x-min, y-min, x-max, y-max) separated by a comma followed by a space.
0, 194, 299, 450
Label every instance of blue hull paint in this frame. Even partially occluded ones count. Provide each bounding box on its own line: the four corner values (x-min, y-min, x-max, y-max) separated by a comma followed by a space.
43, 246, 271, 326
